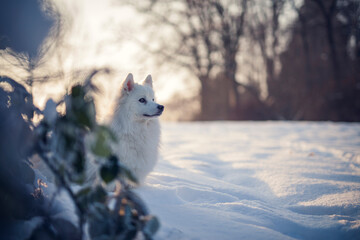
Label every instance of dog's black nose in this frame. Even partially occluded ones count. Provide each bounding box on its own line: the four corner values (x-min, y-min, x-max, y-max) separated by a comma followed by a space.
157, 105, 164, 111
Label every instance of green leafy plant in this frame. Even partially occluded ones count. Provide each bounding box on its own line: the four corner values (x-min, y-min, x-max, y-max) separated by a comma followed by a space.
0, 74, 159, 240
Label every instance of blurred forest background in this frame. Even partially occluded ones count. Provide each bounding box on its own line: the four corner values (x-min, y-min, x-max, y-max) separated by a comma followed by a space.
141, 0, 360, 121
0, 0, 359, 122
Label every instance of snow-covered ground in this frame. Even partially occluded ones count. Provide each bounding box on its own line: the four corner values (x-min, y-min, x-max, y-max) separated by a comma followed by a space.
137, 122, 360, 240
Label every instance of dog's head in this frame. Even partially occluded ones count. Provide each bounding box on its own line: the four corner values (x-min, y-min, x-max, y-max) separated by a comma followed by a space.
120, 73, 164, 120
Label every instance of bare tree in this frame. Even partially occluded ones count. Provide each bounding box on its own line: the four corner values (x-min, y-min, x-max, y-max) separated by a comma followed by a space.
136, 0, 257, 120
337, 0, 360, 61
211, 0, 248, 117
310, 0, 341, 81
290, 0, 312, 87
248, 0, 286, 108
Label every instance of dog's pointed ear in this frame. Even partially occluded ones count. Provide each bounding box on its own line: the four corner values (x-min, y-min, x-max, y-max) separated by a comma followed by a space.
123, 73, 135, 93
142, 75, 153, 88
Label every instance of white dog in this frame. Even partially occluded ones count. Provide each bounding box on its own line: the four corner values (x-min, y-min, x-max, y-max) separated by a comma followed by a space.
109, 73, 164, 184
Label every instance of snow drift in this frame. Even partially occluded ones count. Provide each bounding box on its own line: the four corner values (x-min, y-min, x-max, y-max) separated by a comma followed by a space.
137, 121, 360, 240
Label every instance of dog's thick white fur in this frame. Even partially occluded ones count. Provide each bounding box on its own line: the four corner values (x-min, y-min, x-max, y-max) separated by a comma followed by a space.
109, 73, 164, 184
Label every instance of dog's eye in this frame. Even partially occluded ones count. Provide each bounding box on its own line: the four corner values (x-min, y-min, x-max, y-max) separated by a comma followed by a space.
139, 98, 146, 103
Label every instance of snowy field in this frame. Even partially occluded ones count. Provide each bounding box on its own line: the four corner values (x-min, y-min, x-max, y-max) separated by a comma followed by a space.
136, 121, 360, 240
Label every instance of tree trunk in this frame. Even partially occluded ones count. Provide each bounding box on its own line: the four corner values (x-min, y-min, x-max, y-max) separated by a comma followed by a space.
298, 14, 312, 88
325, 16, 340, 82
223, 50, 240, 119
199, 76, 213, 120
311, 0, 341, 83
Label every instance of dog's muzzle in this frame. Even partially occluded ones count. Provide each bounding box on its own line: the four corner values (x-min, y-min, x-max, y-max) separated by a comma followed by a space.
156, 104, 164, 116
144, 104, 164, 117
157, 104, 164, 112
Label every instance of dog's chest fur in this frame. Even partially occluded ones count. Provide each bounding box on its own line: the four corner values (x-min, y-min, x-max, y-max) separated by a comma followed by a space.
110, 116, 160, 183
